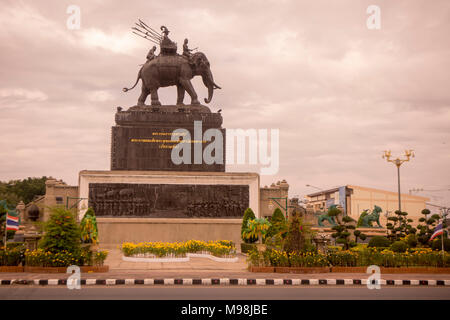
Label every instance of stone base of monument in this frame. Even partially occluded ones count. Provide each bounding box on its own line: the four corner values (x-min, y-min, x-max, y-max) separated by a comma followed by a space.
78, 170, 260, 246
111, 104, 225, 172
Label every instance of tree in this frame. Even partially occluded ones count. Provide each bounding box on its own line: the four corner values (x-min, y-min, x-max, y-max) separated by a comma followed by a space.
353, 230, 367, 244
39, 207, 81, 254
417, 209, 440, 246
0, 176, 48, 206
283, 211, 313, 253
266, 208, 287, 239
241, 208, 258, 243
386, 210, 415, 242
329, 206, 356, 250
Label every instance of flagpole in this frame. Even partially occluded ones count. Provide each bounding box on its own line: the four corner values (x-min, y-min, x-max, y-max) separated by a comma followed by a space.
442, 229, 445, 261
3, 218, 6, 252
442, 212, 446, 262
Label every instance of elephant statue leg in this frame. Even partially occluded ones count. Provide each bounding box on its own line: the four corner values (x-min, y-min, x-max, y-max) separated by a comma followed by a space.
179, 79, 200, 105
150, 88, 161, 106
138, 87, 150, 106
176, 85, 185, 105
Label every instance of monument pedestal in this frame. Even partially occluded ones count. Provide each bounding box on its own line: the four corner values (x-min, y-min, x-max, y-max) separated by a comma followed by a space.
78, 170, 260, 244
111, 104, 225, 172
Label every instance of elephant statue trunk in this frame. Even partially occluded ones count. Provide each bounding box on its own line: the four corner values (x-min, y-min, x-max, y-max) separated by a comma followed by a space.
202, 69, 220, 104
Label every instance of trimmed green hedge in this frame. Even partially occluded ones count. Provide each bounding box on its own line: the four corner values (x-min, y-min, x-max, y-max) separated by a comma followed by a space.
248, 247, 450, 268
368, 236, 390, 248
390, 241, 408, 253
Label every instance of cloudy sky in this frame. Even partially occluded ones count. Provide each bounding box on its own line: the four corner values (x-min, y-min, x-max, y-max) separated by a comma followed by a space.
1, 0, 449, 206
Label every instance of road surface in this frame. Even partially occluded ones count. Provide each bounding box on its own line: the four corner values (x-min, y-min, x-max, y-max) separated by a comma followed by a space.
1, 286, 449, 300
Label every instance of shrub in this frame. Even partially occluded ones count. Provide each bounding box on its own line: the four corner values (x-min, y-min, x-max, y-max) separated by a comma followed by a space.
0, 246, 25, 266
267, 208, 287, 239
93, 250, 108, 266
247, 247, 270, 267
327, 250, 358, 267
24, 248, 106, 267
431, 238, 450, 252
241, 208, 257, 243
405, 234, 418, 248
288, 251, 328, 267
240, 242, 256, 254
243, 218, 271, 244
25, 249, 84, 267
39, 207, 81, 254
247, 247, 450, 268
6, 242, 25, 249
368, 236, 391, 248
390, 241, 408, 253
264, 233, 284, 249
283, 212, 306, 253
327, 246, 342, 252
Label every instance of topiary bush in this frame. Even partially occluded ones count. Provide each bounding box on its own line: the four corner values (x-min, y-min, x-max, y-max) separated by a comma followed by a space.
354, 230, 367, 243
38, 207, 81, 254
329, 206, 356, 250
390, 241, 408, 253
241, 208, 257, 244
368, 236, 391, 248
416, 209, 439, 246
431, 238, 450, 252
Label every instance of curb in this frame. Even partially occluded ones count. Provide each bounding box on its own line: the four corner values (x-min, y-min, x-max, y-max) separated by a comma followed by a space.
1, 278, 449, 286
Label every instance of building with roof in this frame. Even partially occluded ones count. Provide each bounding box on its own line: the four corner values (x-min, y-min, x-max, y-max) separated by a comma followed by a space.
305, 185, 430, 225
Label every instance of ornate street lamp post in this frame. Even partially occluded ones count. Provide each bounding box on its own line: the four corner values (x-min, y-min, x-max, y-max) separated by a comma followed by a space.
382, 150, 415, 212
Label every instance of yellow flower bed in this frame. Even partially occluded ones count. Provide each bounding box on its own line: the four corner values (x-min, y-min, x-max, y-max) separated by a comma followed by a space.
121, 240, 236, 258
24, 248, 109, 267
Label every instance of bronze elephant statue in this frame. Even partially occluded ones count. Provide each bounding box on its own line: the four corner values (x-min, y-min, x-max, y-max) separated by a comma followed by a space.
123, 52, 221, 106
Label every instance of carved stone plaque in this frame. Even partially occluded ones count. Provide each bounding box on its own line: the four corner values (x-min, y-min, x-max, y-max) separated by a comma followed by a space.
88, 183, 249, 218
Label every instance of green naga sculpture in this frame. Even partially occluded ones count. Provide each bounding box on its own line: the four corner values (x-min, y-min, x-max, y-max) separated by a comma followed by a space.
317, 211, 337, 227
357, 205, 383, 228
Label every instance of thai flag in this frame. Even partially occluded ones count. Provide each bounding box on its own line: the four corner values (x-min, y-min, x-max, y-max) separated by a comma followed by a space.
6, 214, 19, 231
429, 223, 444, 241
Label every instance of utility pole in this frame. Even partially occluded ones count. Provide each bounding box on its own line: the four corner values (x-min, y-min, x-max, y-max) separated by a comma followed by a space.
382, 150, 414, 212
